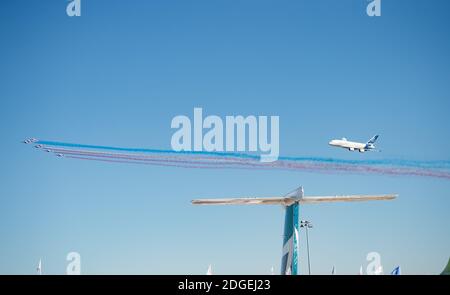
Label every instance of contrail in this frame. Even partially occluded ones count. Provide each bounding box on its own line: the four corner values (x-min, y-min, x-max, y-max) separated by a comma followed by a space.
26, 139, 450, 180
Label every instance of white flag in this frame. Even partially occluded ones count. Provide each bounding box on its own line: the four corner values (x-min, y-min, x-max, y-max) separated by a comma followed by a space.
36, 259, 42, 275
206, 264, 213, 275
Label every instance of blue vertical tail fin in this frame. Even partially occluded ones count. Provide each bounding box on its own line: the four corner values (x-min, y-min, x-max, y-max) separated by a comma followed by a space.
367, 135, 379, 144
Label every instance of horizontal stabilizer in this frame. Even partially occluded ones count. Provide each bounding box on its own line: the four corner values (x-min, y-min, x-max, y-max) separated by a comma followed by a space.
192, 194, 396, 206
300, 194, 396, 203
191, 197, 297, 206
192, 187, 304, 206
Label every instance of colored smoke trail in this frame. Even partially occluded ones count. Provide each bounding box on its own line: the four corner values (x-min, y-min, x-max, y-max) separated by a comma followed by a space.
36, 140, 450, 169
28, 140, 450, 180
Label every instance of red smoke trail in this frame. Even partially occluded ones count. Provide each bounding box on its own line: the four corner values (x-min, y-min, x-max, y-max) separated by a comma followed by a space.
45, 146, 450, 180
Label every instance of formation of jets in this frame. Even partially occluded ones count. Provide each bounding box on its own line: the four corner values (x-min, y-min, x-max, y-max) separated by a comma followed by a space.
22, 138, 38, 144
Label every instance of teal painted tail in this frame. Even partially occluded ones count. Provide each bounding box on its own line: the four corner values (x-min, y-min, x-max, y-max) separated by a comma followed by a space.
281, 202, 300, 275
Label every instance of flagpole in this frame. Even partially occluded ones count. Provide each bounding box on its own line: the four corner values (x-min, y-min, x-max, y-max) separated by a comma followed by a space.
300, 220, 312, 275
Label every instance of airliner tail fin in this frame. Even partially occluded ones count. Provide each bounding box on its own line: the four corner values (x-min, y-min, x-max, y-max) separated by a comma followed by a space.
367, 135, 379, 144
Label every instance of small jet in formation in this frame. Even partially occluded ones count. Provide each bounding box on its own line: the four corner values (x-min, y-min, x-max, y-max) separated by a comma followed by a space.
329, 135, 379, 153
22, 138, 38, 144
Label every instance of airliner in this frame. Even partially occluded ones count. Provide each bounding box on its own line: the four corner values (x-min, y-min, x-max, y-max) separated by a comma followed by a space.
329, 135, 379, 153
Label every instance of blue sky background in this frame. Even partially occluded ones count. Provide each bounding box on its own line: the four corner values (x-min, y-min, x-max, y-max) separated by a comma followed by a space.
0, 0, 449, 274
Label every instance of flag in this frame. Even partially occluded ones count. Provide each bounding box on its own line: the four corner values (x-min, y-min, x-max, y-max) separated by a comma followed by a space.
206, 264, 212, 275
391, 266, 401, 275
36, 259, 42, 275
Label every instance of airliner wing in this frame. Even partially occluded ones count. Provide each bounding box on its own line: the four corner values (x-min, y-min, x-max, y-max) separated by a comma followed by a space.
300, 194, 397, 203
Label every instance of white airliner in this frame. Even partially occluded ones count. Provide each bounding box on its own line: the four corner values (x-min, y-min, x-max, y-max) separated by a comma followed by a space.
329, 135, 379, 153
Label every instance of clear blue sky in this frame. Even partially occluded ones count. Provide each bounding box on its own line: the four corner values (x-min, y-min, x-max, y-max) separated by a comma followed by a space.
0, 0, 449, 274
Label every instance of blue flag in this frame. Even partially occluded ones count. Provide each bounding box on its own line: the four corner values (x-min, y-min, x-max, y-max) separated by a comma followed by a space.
391, 266, 401, 275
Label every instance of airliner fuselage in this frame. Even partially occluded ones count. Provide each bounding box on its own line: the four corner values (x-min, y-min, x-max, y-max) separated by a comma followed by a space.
329, 137, 377, 153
